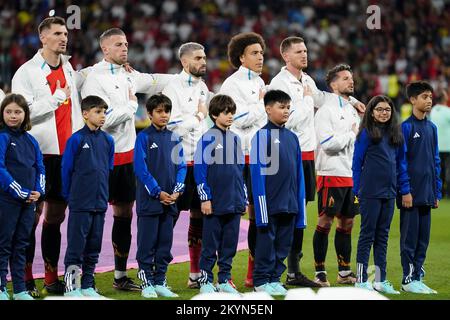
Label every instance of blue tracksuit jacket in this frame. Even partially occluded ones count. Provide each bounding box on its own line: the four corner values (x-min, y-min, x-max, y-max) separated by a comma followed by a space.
399, 115, 442, 206
61, 125, 114, 212
352, 127, 409, 198
0, 127, 45, 202
250, 121, 306, 228
134, 124, 187, 216
193, 126, 247, 215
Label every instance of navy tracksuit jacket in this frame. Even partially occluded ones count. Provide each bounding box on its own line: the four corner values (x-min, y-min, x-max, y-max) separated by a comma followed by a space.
193, 126, 247, 284
352, 127, 408, 282
250, 121, 306, 287
398, 115, 442, 283
134, 124, 186, 285
61, 125, 114, 290
0, 127, 45, 294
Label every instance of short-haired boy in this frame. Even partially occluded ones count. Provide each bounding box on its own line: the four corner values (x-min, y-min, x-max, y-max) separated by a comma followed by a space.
134, 94, 187, 298
398, 81, 442, 294
250, 90, 306, 296
193, 94, 247, 294
62, 95, 114, 297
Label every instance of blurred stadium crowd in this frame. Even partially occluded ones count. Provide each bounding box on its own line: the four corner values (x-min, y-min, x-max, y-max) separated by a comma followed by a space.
0, 0, 449, 107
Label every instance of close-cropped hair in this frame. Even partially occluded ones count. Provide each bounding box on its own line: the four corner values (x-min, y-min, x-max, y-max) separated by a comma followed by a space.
264, 90, 291, 107
38, 16, 66, 34
178, 42, 205, 59
146, 94, 172, 114
208, 94, 236, 122
227, 32, 266, 69
326, 64, 352, 88
99, 28, 126, 45
0, 93, 32, 131
358, 95, 403, 147
406, 81, 434, 99
81, 96, 108, 111
280, 36, 305, 54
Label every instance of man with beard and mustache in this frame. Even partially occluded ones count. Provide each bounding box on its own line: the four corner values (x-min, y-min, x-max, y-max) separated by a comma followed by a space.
11, 16, 86, 297
81, 28, 174, 292
162, 42, 210, 289
313, 64, 361, 287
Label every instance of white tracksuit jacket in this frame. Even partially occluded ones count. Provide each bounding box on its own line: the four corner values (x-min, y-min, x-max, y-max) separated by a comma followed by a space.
163, 70, 210, 162
219, 66, 267, 155
11, 50, 85, 155
81, 60, 174, 154
314, 94, 361, 177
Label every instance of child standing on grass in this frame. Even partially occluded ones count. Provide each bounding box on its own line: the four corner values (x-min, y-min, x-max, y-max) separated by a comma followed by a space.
0, 94, 45, 300
352, 95, 407, 294
193, 94, 247, 295
250, 90, 306, 296
62, 96, 114, 298
398, 81, 441, 294
134, 94, 187, 298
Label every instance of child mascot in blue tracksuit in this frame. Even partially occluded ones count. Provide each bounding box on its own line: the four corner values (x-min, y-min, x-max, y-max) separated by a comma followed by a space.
134, 94, 187, 298
0, 94, 45, 300
397, 81, 441, 294
352, 95, 408, 294
193, 94, 247, 295
251, 90, 306, 296
62, 96, 114, 298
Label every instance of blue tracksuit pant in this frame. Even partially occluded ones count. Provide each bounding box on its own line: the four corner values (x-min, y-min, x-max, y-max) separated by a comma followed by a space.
64, 211, 105, 289
136, 213, 174, 286
400, 206, 431, 284
199, 213, 241, 284
356, 198, 395, 283
0, 200, 35, 293
254, 213, 295, 287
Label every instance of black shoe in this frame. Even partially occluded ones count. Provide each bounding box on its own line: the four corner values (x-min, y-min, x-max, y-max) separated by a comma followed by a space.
42, 280, 65, 295
113, 276, 141, 291
286, 272, 322, 287
26, 279, 40, 298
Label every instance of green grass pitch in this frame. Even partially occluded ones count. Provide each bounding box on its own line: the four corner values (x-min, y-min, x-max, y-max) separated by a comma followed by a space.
25, 199, 450, 300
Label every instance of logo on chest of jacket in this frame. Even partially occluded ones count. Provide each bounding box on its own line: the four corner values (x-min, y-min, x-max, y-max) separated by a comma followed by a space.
215, 143, 223, 150
150, 142, 158, 149
10, 142, 16, 147
188, 97, 193, 102
413, 132, 420, 139
274, 138, 280, 144
82, 143, 90, 149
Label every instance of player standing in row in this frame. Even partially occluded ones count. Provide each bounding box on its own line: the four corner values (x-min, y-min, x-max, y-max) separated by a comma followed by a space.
163, 42, 210, 288
313, 64, 361, 287
81, 28, 174, 291
219, 32, 267, 288
12, 17, 86, 295
268, 36, 320, 287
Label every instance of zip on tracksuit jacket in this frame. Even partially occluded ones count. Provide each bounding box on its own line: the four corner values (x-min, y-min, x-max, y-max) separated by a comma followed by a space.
0, 127, 45, 202
398, 115, 442, 206
134, 124, 187, 216
61, 125, 114, 212
193, 126, 247, 215
352, 127, 409, 198
250, 121, 306, 228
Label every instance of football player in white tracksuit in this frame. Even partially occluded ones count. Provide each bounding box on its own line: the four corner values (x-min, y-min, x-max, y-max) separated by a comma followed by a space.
81, 28, 173, 291
219, 32, 267, 288
312, 64, 361, 287
162, 42, 211, 289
